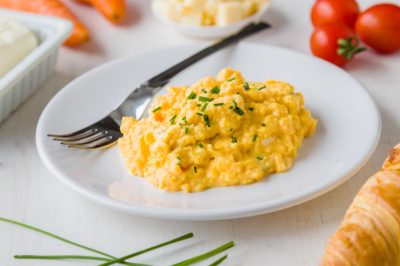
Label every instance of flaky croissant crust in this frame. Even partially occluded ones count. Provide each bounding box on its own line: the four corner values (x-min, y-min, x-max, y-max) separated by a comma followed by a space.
321, 144, 400, 266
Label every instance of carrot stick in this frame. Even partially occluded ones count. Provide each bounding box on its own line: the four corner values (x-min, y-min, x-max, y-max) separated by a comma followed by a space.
0, 0, 89, 46
83, 0, 126, 24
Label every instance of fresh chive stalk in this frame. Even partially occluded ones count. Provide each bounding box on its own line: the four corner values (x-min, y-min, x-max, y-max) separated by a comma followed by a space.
98, 233, 194, 266
209, 255, 228, 266
226, 77, 236, 82
213, 103, 224, 106
244, 82, 250, 90
258, 86, 266, 91
203, 115, 211, 127
14, 255, 148, 266
170, 115, 177, 125
0, 217, 113, 259
171, 241, 234, 266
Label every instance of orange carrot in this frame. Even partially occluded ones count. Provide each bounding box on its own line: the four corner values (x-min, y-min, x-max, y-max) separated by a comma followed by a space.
0, 0, 89, 46
77, 0, 125, 24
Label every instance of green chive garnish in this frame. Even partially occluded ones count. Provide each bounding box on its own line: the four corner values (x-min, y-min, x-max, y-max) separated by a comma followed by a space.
227, 77, 236, 82
248, 107, 254, 111
196, 112, 203, 116
201, 103, 208, 112
176, 157, 181, 165
201, 88, 207, 94
198, 96, 213, 102
214, 103, 224, 106
152, 106, 161, 113
261, 123, 266, 127
197, 143, 204, 148
258, 85, 266, 91
170, 115, 177, 125
210, 86, 220, 94
184, 127, 189, 134
196, 104, 201, 107
256, 156, 263, 161
203, 115, 211, 127
233, 107, 244, 116
188, 91, 196, 99
252, 135, 258, 142
231, 137, 237, 143
244, 82, 250, 90
181, 116, 188, 124
194, 166, 197, 173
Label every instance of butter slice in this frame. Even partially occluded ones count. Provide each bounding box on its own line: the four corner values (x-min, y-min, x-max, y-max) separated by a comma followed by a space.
0, 15, 38, 78
215, 2, 244, 26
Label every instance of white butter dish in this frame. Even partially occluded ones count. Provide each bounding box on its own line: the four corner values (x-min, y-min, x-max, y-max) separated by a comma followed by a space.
0, 9, 72, 124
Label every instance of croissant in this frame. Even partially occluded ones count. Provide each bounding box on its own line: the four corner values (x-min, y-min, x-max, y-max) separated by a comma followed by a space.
321, 144, 400, 266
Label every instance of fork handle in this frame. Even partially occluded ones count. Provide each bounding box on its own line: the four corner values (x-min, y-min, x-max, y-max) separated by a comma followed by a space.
144, 22, 271, 87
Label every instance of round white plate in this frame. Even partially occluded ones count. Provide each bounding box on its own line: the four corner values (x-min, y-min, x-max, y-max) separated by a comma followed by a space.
151, 0, 270, 39
36, 43, 380, 221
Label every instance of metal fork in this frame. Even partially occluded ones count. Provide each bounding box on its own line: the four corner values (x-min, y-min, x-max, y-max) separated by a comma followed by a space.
48, 22, 271, 150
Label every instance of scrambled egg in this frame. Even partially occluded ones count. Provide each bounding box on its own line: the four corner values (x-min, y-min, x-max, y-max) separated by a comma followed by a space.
119, 68, 317, 192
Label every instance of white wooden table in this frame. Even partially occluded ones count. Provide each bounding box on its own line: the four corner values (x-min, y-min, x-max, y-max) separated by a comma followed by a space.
1, 0, 399, 265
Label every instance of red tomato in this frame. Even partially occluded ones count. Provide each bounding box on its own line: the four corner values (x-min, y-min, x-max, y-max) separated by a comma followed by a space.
311, 0, 360, 28
310, 23, 365, 66
355, 3, 400, 54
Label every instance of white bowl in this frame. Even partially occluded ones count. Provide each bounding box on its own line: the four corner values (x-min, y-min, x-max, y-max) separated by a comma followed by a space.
0, 10, 72, 124
151, 1, 270, 39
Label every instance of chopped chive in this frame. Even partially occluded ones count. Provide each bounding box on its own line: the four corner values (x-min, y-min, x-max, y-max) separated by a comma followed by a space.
244, 82, 250, 90
210, 86, 220, 94
181, 116, 188, 124
196, 104, 201, 107
184, 127, 189, 134
197, 143, 204, 148
248, 107, 254, 111
233, 107, 244, 116
194, 166, 197, 173
201, 88, 207, 94
256, 156, 263, 161
203, 115, 211, 127
229, 128, 233, 132
261, 123, 266, 127
201, 103, 208, 112
176, 157, 181, 165
198, 96, 213, 102
258, 85, 266, 91
187, 92, 196, 99
214, 103, 224, 106
169, 115, 177, 125
252, 135, 258, 142
232, 99, 238, 107
196, 112, 203, 116
226, 77, 236, 82
229, 106, 234, 110
231, 137, 237, 143
152, 106, 161, 113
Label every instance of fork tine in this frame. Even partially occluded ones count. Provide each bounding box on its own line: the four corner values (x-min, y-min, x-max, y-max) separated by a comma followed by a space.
51, 128, 99, 141
67, 135, 117, 150
60, 131, 108, 146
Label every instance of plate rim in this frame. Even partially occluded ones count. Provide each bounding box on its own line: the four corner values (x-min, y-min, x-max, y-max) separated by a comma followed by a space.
36, 43, 381, 220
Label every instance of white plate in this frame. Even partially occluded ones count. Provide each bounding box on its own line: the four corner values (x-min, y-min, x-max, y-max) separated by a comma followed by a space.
151, 0, 270, 39
36, 43, 380, 221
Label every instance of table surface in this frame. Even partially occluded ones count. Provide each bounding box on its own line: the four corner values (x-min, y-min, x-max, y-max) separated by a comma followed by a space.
1, 0, 399, 265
